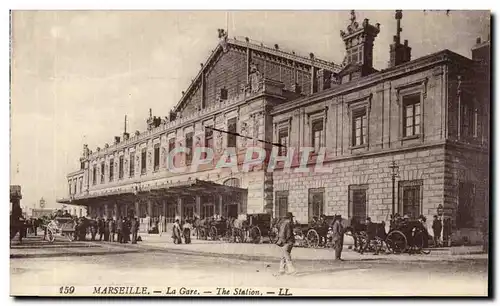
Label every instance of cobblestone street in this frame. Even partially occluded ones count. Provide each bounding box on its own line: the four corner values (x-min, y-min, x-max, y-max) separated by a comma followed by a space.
10, 236, 489, 296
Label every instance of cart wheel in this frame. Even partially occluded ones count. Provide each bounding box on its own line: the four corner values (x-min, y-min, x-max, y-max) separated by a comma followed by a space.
65, 232, 75, 242
306, 229, 320, 248
249, 226, 261, 244
413, 229, 431, 254
268, 227, 279, 244
386, 230, 407, 254
47, 229, 55, 243
199, 228, 207, 240
209, 226, 217, 241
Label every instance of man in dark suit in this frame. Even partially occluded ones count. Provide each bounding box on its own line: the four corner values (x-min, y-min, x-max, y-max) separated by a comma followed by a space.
275, 212, 296, 275
432, 215, 442, 247
116, 217, 123, 243
131, 217, 139, 244
332, 215, 344, 260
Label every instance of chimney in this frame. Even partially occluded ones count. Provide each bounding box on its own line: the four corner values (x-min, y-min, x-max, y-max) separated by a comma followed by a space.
317, 69, 332, 91
339, 10, 380, 77
388, 10, 412, 68
114, 136, 121, 144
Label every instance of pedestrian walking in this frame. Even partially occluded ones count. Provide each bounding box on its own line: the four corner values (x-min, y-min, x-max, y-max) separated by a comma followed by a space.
108, 218, 115, 242
332, 215, 344, 260
183, 219, 192, 244
117, 217, 123, 243
172, 219, 182, 244
90, 219, 97, 241
432, 215, 442, 247
97, 218, 105, 241
131, 217, 139, 244
275, 212, 296, 275
122, 217, 130, 243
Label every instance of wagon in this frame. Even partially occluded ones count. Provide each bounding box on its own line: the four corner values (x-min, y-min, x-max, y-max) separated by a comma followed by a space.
385, 220, 431, 254
45, 217, 77, 242
207, 219, 231, 241
344, 221, 388, 254
231, 213, 275, 244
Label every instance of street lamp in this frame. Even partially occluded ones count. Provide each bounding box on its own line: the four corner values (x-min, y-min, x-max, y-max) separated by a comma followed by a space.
389, 161, 400, 216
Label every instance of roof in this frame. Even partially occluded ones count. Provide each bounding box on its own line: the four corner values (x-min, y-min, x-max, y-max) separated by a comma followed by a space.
57, 178, 246, 205
172, 35, 342, 113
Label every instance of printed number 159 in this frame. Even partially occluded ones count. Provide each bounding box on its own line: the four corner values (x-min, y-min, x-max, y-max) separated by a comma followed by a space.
60, 286, 75, 294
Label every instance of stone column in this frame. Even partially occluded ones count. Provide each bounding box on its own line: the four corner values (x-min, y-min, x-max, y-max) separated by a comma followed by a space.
134, 200, 140, 218
147, 199, 153, 218
104, 203, 109, 219
176, 197, 183, 221
196, 195, 201, 219
87, 205, 92, 218
162, 199, 167, 217
218, 194, 223, 217
114, 202, 119, 219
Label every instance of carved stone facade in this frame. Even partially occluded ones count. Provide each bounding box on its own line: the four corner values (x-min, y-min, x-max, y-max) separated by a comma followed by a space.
60, 13, 489, 243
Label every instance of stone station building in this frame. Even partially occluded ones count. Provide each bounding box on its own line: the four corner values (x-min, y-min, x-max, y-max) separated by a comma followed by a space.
58, 11, 490, 243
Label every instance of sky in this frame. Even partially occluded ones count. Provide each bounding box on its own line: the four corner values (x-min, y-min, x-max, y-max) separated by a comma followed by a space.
10, 10, 490, 209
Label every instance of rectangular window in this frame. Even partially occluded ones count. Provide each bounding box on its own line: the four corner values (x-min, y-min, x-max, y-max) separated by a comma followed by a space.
205, 127, 213, 149
109, 158, 114, 182
100, 162, 105, 184
227, 118, 237, 148
311, 119, 323, 152
118, 156, 124, 179
457, 182, 475, 228
154, 144, 160, 171
308, 188, 324, 221
80, 162, 85, 170
93, 166, 97, 185
129, 152, 135, 177
166, 204, 176, 224
349, 185, 368, 222
68, 181, 72, 195
352, 109, 367, 146
202, 204, 215, 219
79, 178, 83, 193
461, 100, 476, 139
276, 191, 289, 218
183, 205, 195, 220
398, 180, 423, 219
185, 133, 193, 166
278, 128, 289, 156
141, 148, 147, 174
73, 179, 77, 194
168, 138, 176, 167
402, 94, 421, 137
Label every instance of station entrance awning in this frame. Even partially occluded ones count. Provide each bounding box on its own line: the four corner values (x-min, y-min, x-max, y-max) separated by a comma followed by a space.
56, 178, 247, 206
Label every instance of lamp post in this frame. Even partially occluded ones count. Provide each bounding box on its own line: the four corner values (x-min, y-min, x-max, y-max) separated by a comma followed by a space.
389, 161, 400, 216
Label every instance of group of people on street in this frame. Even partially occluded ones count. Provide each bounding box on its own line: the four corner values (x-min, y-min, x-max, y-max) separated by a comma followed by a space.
86, 216, 140, 244
172, 218, 194, 244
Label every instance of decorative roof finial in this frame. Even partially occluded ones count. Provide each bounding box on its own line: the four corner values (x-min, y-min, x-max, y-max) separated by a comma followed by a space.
395, 10, 403, 44
350, 10, 356, 23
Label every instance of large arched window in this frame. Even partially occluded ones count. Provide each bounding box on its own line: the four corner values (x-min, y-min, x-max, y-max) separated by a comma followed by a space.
223, 178, 240, 188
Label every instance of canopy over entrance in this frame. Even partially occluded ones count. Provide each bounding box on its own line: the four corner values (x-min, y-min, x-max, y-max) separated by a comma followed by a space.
57, 178, 247, 207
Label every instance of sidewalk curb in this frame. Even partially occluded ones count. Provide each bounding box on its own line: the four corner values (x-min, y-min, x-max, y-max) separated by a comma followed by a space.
89, 240, 487, 263
10, 249, 141, 259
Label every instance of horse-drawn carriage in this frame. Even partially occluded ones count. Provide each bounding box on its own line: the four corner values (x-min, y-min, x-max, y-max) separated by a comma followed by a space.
45, 217, 77, 242
346, 217, 430, 255
282, 215, 343, 248
194, 217, 230, 241
228, 213, 276, 244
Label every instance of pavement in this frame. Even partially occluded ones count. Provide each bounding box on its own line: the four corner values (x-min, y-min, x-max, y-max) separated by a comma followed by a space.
11, 233, 486, 262
131, 233, 488, 261
10, 234, 489, 296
